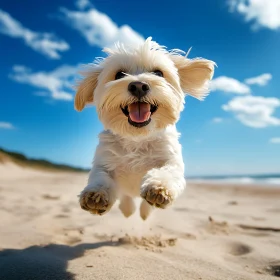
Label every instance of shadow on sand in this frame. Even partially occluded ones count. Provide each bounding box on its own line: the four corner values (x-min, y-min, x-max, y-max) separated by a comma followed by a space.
0, 241, 117, 280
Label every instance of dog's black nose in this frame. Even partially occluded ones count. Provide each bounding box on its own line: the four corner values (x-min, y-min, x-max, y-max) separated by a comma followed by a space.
128, 81, 150, 99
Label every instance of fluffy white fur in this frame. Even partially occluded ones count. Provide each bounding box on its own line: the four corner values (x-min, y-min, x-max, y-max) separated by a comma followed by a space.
75, 37, 215, 220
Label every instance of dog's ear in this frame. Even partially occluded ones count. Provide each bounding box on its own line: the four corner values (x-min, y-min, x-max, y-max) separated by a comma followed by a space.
171, 55, 216, 100
74, 69, 101, 111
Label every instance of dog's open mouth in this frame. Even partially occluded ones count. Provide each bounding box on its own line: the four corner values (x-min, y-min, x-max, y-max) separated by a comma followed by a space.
121, 102, 158, 128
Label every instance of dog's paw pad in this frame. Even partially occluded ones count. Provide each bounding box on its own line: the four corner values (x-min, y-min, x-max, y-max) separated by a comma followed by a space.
80, 191, 109, 215
141, 185, 173, 209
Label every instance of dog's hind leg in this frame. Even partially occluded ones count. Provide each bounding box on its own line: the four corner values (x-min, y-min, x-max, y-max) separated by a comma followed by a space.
140, 199, 153, 220
119, 195, 136, 218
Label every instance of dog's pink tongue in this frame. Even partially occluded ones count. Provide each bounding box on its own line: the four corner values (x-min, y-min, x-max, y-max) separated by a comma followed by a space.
128, 102, 151, 123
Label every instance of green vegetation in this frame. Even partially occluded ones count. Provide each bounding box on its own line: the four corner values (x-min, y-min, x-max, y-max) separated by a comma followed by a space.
0, 147, 89, 172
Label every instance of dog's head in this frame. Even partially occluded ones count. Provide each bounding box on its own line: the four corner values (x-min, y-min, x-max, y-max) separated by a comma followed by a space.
75, 38, 215, 139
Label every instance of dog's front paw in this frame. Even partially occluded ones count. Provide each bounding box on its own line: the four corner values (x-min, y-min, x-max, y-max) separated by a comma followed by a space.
141, 184, 173, 209
79, 190, 111, 215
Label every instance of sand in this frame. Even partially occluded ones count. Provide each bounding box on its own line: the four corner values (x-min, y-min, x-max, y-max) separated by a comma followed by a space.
0, 162, 280, 280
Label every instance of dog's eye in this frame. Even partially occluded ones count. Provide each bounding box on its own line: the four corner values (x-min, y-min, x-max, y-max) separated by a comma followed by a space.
115, 71, 126, 80
153, 70, 163, 77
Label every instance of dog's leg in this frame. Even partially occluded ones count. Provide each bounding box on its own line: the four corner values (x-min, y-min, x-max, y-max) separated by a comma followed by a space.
140, 165, 185, 209
119, 195, 136, 218
79, 167, 116, 215
140, 199, 153, 220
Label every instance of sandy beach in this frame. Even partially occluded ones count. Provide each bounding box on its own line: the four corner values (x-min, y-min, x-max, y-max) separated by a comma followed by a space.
0, 162, 279, 280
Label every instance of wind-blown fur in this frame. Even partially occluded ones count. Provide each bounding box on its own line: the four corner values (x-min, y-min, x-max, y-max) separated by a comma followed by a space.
75, 37, 215, 219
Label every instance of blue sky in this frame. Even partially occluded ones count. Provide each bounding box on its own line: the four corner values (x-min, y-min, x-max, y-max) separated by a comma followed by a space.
0, 0, 280, 176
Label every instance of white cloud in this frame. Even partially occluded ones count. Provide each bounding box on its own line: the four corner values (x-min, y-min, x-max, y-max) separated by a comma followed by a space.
222, 95, 280, 128
0, 9, 69, 59
245, 73, 272, 86
211, 76, 251, 94
212, 118, 223, 123
9, 65, 78, 101
59, 6, 144, 48
229, 0, 280, 30
0, 122, 14, 129
75, 0, 92, 10
270, 137, 280, 144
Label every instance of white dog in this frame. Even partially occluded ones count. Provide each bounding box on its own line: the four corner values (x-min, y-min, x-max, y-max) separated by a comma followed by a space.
75, 37, 215, 220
